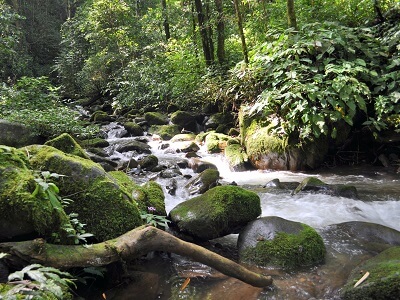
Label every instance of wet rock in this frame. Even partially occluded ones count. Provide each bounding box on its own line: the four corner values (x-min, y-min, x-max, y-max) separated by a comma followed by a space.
185, 169, 220, 195
139, 155, 159, 171
176, 159, 189, 169
327, 221, 400, 252
123, 121, 144, 136
341, 246, 400, 300
238, 216, 326, 269
177, 141, 200, 153
188, 158, 218, 173
292, 177, 358, 199
45, 133, 89, 159
166, 178, 178, 195
224, 144, 250, 172
79, 137, 110, 148
144, 112, 169, 125
115, 139, 151, 154
160, 167, 182, 178
263, 179, 300, 190
149, 124, 180, 140
0, 119, 44, 147
169, 185, 261, 241
170, 111, 198, 132
204, 112, 234, 131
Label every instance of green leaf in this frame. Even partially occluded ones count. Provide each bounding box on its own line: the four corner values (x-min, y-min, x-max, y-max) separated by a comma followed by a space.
27, 270, 47, 283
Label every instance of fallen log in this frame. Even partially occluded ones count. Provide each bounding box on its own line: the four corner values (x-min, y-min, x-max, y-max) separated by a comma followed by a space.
0, 225, 273, 287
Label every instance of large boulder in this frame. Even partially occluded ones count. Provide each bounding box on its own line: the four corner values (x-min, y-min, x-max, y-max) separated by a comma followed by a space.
25, 145, 143, 241
239, 111, 328, 171
0, 119, 44, 147
169, 185, 261, 241
144, 112, 169, 125
45, 133, 89, 159
292, 177, 359, 199
342, 246, 400, 300
238, 216, 326, 269
1, 146, 56, 241
170, 111, 198, 132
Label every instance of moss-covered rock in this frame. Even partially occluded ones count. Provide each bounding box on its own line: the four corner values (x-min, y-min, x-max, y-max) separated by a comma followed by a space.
123, 121, 144, 136
108, 171, 166, 216
90, 110, 114, 123
170, 110, 198, 132
169, 185, 261, 240
149, 124, 180, 140
79, 137, 110, 148
45, 133, 89, 159
238, 216, 326, 269
239, 109, 328, 171
26, 145, 142, 241
224, 144, 249, 172
0, 119, 44, 147
204, 132, 231, 153
185, 169, 220, 195
139, 154, 159, 171
142, 181, 166, 216
144, 112, 169, 125
171, 133, 197, 142
0, 146, 71, 242
342, 246, 400, 300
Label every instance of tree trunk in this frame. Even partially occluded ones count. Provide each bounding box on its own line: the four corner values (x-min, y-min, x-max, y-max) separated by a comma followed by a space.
233, 0, 248, 64
0, 226, 273, 288
287, 0, 297, 29
194, 0, 214, 66
161, 0, 171, 40
215, 0, 225, 65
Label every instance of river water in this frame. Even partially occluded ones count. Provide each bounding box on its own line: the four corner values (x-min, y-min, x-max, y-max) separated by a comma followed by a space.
103, 124, 400, 299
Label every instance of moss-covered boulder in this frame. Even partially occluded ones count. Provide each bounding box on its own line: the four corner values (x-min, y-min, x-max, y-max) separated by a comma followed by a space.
25, 145, 143, 241
114, 139, 151, 154
238, 216, 326, 269
144, 112, 169, 125
0, 119, 44, 147
224, 144, 250, 172
90, 110, 114, 123
204, 132, 231, 153
149, 124, 180, 140
0, 146, 68, 241
342, 246, 400, 300
45, 133, 89, 159
170, 110, 198, 132
185, 169, 220, 195
79, 137, 110, 149
108, 171, 166, 216
169, 185, 261, 240
239, 110, 328, 171
139, 154, 159, 171
123, 122, 144, 136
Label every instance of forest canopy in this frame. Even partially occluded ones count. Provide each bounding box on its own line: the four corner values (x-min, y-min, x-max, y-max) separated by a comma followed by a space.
0, 0, 399, 142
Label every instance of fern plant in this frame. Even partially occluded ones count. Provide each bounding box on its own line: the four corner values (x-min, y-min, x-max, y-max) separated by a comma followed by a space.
32, 171, 94, 245
2, 264, 75, 300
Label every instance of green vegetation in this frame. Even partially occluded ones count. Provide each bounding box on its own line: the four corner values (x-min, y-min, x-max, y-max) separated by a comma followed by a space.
241, 224, 326, 269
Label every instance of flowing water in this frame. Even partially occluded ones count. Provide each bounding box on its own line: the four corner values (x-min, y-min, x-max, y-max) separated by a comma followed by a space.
102, 124, 400, 299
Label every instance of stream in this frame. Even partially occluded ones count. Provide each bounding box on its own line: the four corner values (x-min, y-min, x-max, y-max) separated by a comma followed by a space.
100, 123, 400, 300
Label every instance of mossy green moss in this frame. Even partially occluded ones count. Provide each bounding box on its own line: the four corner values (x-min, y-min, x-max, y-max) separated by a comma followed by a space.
0, 146, 70, 240
224, 144, 248, 168
149, 125, 180, 140
45, 133, 89, 159
342, 246, 400, 300
169, 185, 261, 240
144, 112, 169, 125
241, 224, 326, 269
244, 119, 288, 159
79, 137, 109, 148
26, 146, 142, 241
124, 121, 144, 136
143, 181, 166, 216
204, 132, 231, 153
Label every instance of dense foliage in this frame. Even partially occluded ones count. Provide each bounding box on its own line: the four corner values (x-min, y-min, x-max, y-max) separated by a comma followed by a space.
0, 0, 399, 142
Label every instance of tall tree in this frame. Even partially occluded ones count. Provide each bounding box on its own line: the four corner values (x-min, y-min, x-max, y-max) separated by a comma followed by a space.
215, 0, 225, 65
287, 0, 297, 29
161, 0, 170, 40
194, 0, 214, 66
233, 0, 248, 64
